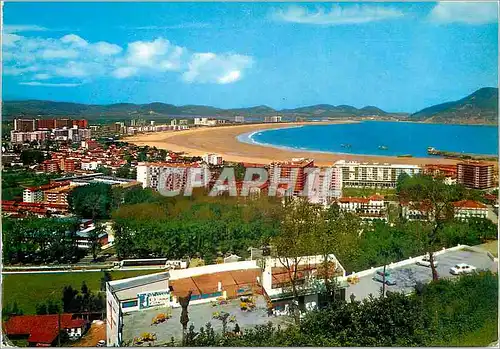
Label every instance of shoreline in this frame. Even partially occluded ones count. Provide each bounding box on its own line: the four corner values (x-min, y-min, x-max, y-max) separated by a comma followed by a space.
123, 121, 497, 167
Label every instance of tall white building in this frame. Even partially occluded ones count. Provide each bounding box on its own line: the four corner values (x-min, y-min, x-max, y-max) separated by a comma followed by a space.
334, 160, 421, 188
202, 153, 223, 166
136, 162, 210, 193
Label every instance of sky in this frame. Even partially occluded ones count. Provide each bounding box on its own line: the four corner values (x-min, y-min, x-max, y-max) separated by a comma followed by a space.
2, 2, 498, 113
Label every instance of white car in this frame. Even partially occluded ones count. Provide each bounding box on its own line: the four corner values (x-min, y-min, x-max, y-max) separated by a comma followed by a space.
416, 255, 439, 267
449, 263, 477, 275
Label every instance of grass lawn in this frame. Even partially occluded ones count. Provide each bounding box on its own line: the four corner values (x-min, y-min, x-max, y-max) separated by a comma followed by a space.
477, 240, 498, 257
342, 187, 396, 199
2, 270, 158, 315
442, 317, 498, 347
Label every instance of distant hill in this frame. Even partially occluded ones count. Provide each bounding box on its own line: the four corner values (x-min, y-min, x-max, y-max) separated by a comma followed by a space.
411, 87, 498, 124
2, 100, 394, 121
4, 88, 497, 124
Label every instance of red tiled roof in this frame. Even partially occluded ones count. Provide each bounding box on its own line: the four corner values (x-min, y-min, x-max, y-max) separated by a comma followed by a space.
368, 194, 385, 201
4, 314, 87, 344
339, 197, 369, 204
452, 200, 487, 209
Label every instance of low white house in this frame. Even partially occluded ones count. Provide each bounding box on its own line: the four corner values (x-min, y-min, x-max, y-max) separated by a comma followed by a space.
453, 200, 488, 220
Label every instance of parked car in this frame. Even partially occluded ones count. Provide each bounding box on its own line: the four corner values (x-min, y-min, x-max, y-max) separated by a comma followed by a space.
373, 269, 396, 285
416, 255, 439, 267
449, 263, 477, 275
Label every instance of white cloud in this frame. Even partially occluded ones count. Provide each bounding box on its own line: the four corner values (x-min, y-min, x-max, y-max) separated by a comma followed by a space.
54, 61, 92, 78
19, 81, 82, 87
33, 73, 51, 80
218, 71, 241, 84
60, 34, 88, 47
5, 32, 253, 85
429, 2, 498, 25
112, 67, 138, 79
4, 24, 48, 33
3, 33, 23, 46
183, 53, 253, 84
41, 48, 79, 59
272, 4, 404, 25
93, 42, 122, 56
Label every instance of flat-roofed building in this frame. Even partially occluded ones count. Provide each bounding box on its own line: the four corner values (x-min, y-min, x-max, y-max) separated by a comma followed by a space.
334, 160, 421, 188
14, 119, 36, 132
268, 158, 315, 195
457, 161, 494, 189
136, 162, 209, 192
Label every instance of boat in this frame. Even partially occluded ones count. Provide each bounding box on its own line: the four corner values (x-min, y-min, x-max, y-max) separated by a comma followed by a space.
378, 145, 388, 150
340, 144, 352, 148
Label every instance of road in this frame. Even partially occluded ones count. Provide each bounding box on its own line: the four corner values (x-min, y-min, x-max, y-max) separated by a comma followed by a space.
346, 248, 497, 301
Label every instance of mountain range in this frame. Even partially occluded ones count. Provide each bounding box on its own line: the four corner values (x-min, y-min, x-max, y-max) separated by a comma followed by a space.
3, 87, 497, 124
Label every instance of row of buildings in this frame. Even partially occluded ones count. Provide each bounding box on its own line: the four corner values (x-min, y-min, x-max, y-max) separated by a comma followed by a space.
11, 118, 92, 144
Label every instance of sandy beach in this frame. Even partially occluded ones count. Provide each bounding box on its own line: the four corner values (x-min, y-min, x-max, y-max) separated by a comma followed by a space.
124, 121, 491, 167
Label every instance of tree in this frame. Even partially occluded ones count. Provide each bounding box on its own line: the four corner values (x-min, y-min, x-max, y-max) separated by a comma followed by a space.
68, 183, 113, 219
88, 224, 104, 261
97, 165, 113, 176
312, 206, 362, 305
271, 197, 317, 324
36, 303, 48, 315
101, 271, 113, 291
179, 291, 193, 346
398, 174, 456, 281
20, 149, 45, 165
62, 286, 79, 313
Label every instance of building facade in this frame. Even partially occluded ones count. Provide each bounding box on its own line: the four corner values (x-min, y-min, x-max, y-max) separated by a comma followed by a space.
334, 160, 421, 188
136, 162, 209, 193
268, 158, 315, 196
202, 153, 223, 166
457, 162, 494, 189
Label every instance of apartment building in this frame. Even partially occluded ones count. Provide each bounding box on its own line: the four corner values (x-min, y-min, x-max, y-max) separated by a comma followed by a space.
307, 166, 343, 204
264, 115, 282, 123
23, 181, 71, 203
14, 118, 88, 131
10, 130, 50, 144
268, 158, 315, 195
457, 162, 494, 189
44, 185, 75, 206
136, 162, 209, 193
194, 117, 217, 126
14, 119, 36, 132
334, 160, 421, 188
202, 153, 223, 166
234, 115, 245, 123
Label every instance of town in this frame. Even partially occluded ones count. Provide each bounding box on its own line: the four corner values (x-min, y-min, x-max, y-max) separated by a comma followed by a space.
2, 116, 498, 347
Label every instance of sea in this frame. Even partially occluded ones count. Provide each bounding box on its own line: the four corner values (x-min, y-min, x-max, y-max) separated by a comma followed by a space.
237, 121, 499, 158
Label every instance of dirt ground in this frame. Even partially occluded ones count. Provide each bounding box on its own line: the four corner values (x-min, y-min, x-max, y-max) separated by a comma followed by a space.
71, 320, 106, 347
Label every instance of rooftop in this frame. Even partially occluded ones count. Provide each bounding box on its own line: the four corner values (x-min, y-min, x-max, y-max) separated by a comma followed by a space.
452, 200, 487, 209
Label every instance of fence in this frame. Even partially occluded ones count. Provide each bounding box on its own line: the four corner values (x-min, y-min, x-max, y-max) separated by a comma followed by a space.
342, 244, 468, 279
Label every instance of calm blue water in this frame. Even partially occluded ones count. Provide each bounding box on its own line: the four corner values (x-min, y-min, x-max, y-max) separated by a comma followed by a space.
238, 121, 498, 157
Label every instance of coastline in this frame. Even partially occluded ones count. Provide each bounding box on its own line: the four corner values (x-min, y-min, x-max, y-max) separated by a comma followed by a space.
123, 121, 495, 166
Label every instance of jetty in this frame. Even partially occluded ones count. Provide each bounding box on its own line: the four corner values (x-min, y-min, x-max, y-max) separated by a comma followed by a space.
427, 147, 497, 161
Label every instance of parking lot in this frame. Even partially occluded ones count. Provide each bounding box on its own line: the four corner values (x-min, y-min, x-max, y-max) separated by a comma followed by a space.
346, 248, 497, 301
122, 295, 293, 345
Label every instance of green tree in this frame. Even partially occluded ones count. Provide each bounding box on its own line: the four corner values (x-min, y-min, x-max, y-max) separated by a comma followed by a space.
398, 174, 456, 280
271, 197, 317, 324
68, 183, 113, 219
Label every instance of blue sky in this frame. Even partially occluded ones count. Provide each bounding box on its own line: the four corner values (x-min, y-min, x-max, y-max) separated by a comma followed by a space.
3, 2, 498, 112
